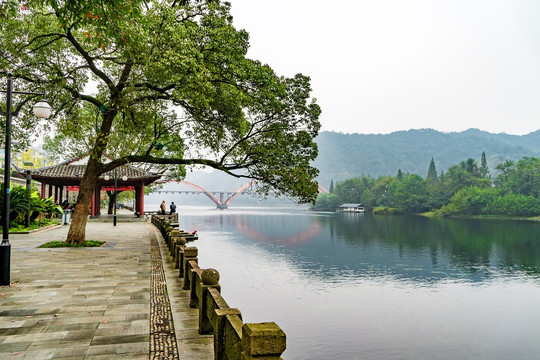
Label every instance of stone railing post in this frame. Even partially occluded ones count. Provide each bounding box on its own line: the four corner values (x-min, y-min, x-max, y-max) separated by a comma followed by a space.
198, 269, 221, 334
214, 309, 242, 360
183, 247, 198, 290
189, 265, 203, 308
174, 237, 186, 269
168, 229, 180, 254
241, 323, 286, 359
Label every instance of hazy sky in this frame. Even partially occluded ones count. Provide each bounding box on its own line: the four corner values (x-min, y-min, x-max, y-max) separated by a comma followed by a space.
229, 0, 540, 135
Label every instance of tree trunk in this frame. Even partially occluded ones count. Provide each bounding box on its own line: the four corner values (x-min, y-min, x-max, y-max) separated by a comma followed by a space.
65, 153, 101, 244
64, 104, 117, 245
107, 191, 116, 215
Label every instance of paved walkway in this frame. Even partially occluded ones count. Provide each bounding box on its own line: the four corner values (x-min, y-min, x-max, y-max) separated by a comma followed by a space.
0, 219, 213, 359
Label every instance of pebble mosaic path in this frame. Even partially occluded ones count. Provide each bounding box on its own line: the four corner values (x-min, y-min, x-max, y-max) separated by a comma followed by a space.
149, 227, 179, 359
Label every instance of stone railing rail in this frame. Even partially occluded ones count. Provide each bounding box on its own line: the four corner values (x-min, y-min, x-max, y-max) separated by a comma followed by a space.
151, 215, 286, 360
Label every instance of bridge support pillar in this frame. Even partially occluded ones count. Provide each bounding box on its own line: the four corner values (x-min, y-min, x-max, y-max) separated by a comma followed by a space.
217, 204, 228, 210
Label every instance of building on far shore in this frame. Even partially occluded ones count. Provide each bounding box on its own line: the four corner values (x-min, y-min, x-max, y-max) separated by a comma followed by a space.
337, 203, 365, 213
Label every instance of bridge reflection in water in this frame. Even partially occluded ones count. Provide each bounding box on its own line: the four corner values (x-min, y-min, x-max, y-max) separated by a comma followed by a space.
156, 180, 329, 209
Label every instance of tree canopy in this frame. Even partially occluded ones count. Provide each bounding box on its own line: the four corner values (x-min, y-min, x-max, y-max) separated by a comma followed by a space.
313, 153, 540, 218
0, 0, 321, 242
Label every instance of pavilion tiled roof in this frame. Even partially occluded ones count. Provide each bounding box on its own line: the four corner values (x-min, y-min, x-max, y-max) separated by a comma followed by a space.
33, 163, 157, 180
26, 155, 161, 186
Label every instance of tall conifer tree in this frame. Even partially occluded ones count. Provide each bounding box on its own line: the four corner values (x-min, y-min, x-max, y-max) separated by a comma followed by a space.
480, 151, 490, 180
427, 157, 438, 184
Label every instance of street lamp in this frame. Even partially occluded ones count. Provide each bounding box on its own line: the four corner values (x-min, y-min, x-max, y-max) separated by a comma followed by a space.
23, 161, 35, 228
104, 168, 127, 227
1, 73, 51, 286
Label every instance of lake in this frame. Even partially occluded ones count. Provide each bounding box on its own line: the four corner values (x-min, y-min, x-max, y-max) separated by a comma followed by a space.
175, 205, 540, 360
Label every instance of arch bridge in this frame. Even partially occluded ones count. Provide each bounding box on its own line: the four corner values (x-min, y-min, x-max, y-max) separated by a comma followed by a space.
159, 180, 329, 209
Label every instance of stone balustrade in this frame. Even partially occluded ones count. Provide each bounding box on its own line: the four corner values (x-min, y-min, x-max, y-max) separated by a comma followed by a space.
151, 215, 287, 359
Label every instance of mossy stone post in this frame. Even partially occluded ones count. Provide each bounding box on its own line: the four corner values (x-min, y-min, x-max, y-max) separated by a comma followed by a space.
190, 266, 203, 308
169, 229, 181, 255
175, 237, 186, 269
241, 322, 286, 359
214, 308, 242, 360
199, 268, 221, 334
183, 247, 198, 290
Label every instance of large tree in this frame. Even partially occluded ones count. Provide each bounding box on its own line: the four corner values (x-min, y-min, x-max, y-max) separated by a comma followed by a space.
0, 0, 321, 243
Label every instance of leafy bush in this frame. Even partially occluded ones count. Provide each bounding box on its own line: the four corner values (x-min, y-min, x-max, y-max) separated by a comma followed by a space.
0, 184, 63, 231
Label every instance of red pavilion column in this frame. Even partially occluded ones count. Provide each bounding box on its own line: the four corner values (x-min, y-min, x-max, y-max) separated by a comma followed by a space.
138, 181, 145, 215
40, 182, 46, 199
90, 189, 95, 216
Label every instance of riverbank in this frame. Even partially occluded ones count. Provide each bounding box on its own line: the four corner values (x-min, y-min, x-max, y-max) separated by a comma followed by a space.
420, 210, 540, 221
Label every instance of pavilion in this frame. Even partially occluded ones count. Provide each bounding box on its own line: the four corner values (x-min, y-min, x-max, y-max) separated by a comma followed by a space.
24, 155, 161, 216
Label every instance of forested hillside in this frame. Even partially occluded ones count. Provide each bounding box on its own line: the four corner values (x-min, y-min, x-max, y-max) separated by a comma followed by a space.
314, 129, 540, 188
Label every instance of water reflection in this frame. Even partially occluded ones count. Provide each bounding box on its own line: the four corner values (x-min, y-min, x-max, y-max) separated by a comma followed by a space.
179, 206, 540, 359
183, 208, 540, 284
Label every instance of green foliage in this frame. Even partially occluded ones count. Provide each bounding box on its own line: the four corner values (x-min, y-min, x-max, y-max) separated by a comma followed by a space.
0, 184, 62, 229
439, 186, 540, 217
314, 153, 540, 217
311, 193, 340, 211
9, 218, 57, 232
427, 157, 438, 184
39, 240, 105, 248
494, 157, 540, 197
1, 0, 321, 205
313, 129, 540, 188
372, 206, 399, 215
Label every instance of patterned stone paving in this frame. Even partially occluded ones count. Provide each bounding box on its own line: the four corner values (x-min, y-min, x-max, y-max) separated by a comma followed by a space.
0, 218, 213, 359
149, 229, 179, 360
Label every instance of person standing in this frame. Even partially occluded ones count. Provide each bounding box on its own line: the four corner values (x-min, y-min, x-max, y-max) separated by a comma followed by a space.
170, 201, 177, 214
160, 200, 166, 215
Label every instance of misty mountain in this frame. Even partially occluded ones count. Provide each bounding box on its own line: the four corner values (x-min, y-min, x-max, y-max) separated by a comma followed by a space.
313, 129, 540, 188
156, 128, 540, 200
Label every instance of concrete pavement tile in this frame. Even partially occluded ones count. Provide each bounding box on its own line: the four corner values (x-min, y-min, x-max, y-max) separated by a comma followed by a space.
27, 338, 91, 351
2, 348, 56, 359
84, 353, 148, 359
90, 334, 148, 346
94, 325, 148, 337
124, 313, 148, 321
0, 325, 44, 336
0, 330, 67, 343
0, 341, 32, 352
62, 329, 97, 341
50, 346, 88, 358
85, 344, 131, 356
43, 322, 100, 332
96, 319, 147, 330
177, 337, 215, 360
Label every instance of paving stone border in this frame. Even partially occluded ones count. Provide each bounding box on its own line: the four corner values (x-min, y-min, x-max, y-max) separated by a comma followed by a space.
150, 229, 180, 360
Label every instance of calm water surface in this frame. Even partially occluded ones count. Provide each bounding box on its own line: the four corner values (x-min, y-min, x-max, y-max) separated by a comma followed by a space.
176, 205, 540, 360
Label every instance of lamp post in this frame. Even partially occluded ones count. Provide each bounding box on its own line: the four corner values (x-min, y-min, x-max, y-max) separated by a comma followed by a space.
104, 169, 127, 227
23, 161, 35, 228
1, 73, 51, 286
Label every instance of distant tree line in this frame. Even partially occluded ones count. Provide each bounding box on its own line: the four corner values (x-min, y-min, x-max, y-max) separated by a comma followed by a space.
313, 152, 540, 217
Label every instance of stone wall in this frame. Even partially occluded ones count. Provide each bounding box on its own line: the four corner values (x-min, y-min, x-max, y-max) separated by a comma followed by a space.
152, 215, 286, 360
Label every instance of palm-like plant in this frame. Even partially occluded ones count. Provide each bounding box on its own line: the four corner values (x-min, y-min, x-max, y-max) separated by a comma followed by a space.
0, 183, 29, 224
0, 185, 63, 228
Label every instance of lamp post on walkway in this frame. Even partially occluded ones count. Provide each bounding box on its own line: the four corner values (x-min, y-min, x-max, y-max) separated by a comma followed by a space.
104, 168, 127, 227
1, 73, 51, 286
23, 161, 34, 228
